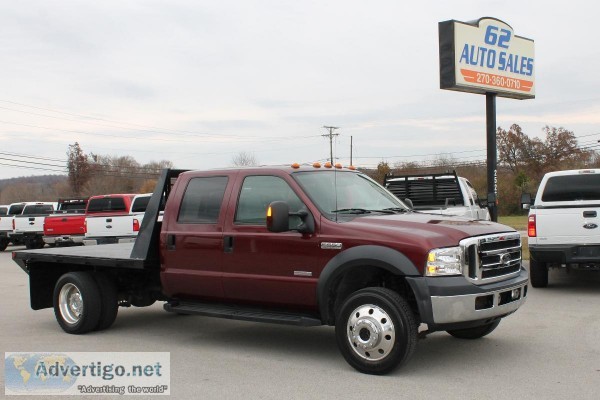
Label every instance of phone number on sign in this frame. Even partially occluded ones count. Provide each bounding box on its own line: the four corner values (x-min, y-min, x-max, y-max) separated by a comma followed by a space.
476, 72, 521, 89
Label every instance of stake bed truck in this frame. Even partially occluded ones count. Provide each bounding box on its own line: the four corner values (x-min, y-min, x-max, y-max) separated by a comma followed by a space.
13, 166, 528, 374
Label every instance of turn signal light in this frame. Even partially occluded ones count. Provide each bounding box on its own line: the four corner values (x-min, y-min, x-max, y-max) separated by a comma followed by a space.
528, 214, 536, 237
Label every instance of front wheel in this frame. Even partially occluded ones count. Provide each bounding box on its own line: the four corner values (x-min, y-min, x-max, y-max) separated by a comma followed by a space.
53, 272, 102, 334
335, 287, 417, 375
447, 320, 501, 339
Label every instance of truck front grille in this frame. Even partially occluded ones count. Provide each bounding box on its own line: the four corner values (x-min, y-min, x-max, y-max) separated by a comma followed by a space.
461, 233, 522, 284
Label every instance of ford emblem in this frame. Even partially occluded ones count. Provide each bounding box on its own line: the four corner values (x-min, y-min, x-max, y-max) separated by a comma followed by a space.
583, 223, 598, 229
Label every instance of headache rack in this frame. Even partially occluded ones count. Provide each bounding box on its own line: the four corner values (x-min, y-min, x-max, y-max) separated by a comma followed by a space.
384, 171, 463, 208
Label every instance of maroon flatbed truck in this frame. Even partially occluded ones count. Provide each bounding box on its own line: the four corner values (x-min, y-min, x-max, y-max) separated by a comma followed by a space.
13, 166, 528, 374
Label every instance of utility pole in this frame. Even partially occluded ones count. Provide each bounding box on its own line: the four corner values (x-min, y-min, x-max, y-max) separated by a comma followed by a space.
322, 126, 339, 164
350, 136, 353, 166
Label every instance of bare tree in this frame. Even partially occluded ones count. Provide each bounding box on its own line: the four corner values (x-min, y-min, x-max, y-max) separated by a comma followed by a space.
67, 142, 91, 196
231, 152, 259, 167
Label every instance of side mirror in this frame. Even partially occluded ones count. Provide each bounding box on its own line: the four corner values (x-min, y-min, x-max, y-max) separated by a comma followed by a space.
520, 193, 533, 210
266, 201, 315, 234
267, 201, 290, 232
403, 198, 414, 210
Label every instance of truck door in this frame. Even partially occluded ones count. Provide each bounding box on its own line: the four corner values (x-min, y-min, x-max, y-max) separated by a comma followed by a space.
221, 174, 321, 310
161, 175, 231, 300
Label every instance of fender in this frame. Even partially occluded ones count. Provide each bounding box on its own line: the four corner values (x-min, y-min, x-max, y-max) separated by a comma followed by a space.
316, 245, 420, 324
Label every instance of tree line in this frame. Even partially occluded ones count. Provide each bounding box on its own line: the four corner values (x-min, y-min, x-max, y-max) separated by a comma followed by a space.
2, 126, 597, 214
366, 125, 599, 215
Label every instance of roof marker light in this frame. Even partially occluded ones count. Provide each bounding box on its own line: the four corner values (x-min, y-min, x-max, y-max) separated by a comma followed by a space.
313, 162, 321, 168
335, 163, 342, 169
324, 162, 332, 168
291, 163, 300, 169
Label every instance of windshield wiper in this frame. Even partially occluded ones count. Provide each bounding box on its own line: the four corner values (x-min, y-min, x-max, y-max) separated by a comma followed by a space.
383, 207, 409, 213
332, 208, 399, 215
332, 208, 372, 214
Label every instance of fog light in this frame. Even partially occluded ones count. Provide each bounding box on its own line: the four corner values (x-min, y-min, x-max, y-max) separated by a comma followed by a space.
511, 288, 520, 300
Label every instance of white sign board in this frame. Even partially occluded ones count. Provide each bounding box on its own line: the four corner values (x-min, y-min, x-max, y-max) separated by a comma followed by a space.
439, 17, 535, 99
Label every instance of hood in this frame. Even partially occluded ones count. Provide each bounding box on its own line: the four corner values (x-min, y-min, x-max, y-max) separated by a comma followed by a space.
338, 212, 515, 249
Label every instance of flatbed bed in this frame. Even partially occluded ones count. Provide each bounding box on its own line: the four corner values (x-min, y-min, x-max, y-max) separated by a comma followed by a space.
12, 243, 149, 272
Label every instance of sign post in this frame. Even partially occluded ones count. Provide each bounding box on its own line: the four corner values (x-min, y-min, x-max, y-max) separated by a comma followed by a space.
439, 17, 535, 221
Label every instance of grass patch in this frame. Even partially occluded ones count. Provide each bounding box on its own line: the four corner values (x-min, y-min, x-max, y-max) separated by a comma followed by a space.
498, 215, 528, 231
497, 215, 529, 260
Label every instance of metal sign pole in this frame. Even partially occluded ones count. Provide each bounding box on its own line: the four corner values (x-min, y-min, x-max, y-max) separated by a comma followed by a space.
486, 93, 498, 222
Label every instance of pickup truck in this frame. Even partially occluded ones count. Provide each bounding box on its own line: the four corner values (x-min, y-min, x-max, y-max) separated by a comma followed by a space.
1, 202, 28, 250
83, 193, 151, 245
43, 198, 89, 247
0, 205, 9, 250
12, 166, 528, 375
523, 168, 600, 287
384, 171, 491, 220
12, 202, 56, 249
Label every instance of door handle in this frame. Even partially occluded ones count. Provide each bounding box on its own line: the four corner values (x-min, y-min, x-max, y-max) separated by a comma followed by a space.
167, 234, 176, 250
583, 211, 597, 218
224, 236, 234, 253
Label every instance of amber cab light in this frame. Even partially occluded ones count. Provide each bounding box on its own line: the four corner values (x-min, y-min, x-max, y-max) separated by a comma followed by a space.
133, 218, 140, 232
528, 214, 536, 237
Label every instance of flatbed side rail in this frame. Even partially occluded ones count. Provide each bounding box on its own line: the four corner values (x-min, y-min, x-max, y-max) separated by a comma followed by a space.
130, 169, 188, 264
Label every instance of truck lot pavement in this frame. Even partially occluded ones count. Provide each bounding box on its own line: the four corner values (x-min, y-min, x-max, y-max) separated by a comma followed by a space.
1, 246, 599, 400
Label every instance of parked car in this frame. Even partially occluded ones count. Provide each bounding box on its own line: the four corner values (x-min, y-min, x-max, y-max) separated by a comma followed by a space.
0, 203, 27, 250
384, 171, 490, 220
523, 168, 600, 287
13, 166, 527, 375
12, 202, 56, 249
43, 198, 89, 247
83, 194, 151, 245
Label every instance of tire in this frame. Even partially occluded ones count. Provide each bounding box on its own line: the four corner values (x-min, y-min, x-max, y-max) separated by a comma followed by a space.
92, 272, 119, 331
24, 239, 34, 249
447, 320, 501, 339
0, 238, 8, 252
53, 272, 102, 334
530, 259, 548, 288
335, 287, 417, 375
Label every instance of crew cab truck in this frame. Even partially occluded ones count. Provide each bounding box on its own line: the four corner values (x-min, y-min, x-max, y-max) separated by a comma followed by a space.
13, 166, 528, 375
523, 169, 600, 287
384, 171, 491, 220
82, 194, 137, 245
12, 202, 56, 249
43, 198, 89, 247
0, 202, 27, 251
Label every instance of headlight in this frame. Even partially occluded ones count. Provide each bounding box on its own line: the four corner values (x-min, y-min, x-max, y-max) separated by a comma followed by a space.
426, 247, 463, 276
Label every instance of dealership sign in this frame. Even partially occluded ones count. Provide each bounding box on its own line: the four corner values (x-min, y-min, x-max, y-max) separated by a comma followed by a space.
439, 17, 535, 99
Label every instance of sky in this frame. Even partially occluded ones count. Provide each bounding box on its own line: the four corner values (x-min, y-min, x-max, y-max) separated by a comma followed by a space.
1, 0, 599, 179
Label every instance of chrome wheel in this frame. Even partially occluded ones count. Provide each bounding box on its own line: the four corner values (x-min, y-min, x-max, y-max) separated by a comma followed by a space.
347, 304, 395, 361
59, 283, 83, 325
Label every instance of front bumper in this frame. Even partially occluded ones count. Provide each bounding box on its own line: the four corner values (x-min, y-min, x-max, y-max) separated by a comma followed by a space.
407, 268, 529, 330
530, 244, 600, 264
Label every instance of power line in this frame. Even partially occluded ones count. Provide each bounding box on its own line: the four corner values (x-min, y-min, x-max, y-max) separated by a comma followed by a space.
322, 126, 339, 164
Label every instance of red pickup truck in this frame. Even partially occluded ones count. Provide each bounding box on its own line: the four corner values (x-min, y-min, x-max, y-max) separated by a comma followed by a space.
13, 167, 528, 374
43, 198, 88, 247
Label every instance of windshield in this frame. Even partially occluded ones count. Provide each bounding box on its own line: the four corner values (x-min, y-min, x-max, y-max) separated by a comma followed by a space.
293, 171, 408, 219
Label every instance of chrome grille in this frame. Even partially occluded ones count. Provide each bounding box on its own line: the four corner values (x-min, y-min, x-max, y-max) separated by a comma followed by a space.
461, 233, 522, 284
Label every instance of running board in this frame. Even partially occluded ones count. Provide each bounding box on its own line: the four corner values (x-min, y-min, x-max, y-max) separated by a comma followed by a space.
164, 301, 323, 327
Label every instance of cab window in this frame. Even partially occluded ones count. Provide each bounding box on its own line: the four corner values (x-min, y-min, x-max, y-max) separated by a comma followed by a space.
235, 176, 303, 228
178, 176, 228, 223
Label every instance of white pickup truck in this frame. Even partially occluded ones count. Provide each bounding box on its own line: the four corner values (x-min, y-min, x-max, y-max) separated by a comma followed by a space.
0, 202, 27, 250
12, 202, 56, 249
384, 171, 491, 220
523, 168, 600, 287
83, 193, 151, 245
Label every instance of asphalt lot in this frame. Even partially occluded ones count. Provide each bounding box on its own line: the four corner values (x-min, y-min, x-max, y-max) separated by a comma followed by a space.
1, 246, 599, 399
